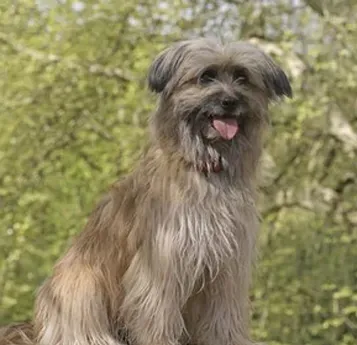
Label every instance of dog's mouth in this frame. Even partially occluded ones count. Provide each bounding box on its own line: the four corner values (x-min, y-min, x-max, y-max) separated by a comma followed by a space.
209, 116, 240, 140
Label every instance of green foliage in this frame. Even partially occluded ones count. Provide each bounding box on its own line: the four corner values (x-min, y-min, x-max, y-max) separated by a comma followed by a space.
1, 1, 356, 344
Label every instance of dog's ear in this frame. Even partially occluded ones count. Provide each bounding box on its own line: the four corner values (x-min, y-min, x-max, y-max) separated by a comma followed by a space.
262, 59, 293, 100
148, 42, 189, 93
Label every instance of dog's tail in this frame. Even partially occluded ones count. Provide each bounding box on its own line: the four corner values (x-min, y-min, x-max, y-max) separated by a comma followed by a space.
0, 322, 34, 345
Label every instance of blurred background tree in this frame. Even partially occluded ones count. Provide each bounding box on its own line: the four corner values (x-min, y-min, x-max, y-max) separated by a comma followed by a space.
0, 0, 356, 344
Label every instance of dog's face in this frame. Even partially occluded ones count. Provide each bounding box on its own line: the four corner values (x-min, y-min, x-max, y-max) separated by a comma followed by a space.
148, 38, 292, 174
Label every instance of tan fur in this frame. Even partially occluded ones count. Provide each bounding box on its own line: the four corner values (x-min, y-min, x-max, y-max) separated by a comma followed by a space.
0, 323, 33, 345
0, 38, 291, 345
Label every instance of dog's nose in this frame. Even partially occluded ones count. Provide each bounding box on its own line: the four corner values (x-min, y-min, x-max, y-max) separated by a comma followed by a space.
220, 97, 238, 110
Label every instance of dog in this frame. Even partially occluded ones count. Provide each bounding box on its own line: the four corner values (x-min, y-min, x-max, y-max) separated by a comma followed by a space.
0, 38, 292, 345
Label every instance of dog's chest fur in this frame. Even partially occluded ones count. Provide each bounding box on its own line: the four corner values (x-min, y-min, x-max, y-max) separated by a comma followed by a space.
152, 173, 258, 291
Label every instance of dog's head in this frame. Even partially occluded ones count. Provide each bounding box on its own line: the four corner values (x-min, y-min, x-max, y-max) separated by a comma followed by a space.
148, 38, 292, 175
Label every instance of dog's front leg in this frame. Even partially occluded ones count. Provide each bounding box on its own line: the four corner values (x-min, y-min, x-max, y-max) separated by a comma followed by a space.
187, 267, 255, 345
120, 253, 186, 345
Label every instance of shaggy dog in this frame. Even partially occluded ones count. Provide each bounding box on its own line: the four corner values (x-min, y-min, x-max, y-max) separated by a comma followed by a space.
0, 38, 292, 345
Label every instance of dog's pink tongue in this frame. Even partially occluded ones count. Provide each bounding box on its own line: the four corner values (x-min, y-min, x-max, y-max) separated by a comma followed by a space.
212, 118, 239, 140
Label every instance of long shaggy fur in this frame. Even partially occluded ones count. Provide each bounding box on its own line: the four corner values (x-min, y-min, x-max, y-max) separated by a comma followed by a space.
0, 38, 291, 345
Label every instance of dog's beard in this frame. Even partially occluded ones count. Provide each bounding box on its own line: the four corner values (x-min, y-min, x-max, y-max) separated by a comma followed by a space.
177, 110, 250, 174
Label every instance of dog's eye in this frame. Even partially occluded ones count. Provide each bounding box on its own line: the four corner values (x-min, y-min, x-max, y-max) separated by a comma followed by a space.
199, 69, 217, 85
233, 69, 248, 84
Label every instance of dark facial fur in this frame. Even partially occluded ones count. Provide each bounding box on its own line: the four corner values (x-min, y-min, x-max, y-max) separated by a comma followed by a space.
148, 38, 292, 176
